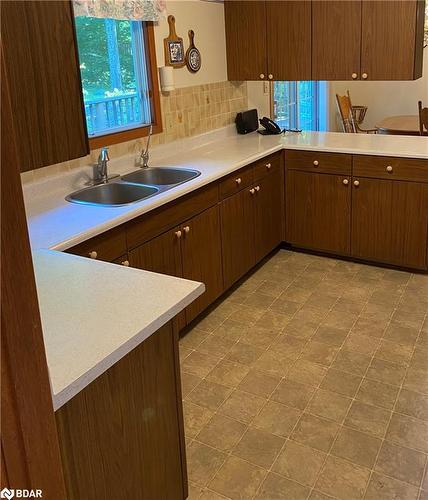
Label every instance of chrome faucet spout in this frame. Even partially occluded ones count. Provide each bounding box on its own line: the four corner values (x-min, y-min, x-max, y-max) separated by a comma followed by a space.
140, 124, 153, 169
95, 147, 110, 183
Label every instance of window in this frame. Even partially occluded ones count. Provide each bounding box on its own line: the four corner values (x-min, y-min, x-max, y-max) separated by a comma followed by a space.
74, 17, 160, 146
273, 81, 327, 131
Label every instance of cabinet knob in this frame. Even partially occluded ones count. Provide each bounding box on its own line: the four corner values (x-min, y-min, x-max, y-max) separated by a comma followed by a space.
353, 180, 360, 187
88, 251, 98, 259
259, 73, 265, 80
183, 226, 190, 234
235, 177, 242, 185
362, 73, 368, 80
313, 160, 319, 167
342, 179, 349, 185
250, 188, 256, 195
255, 185, 260, 192
121, 260, 130, 267
268, 74, 273, 80
175, 230, 182, 239
386, 165, 393, 173
266, 163, 272, 169
352, 73, 358, 80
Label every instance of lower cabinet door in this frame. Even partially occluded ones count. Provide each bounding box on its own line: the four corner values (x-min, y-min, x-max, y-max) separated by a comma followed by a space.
254, 167, 283, 262
221, 188, 256, 289
286, 170, 351, 255
351, 177, 428, 269
181, 205, 224, 323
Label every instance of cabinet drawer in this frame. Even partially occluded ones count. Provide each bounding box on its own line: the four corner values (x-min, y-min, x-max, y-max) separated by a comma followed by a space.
219, 164, 254, 199
66, 227, 127, 262
254, 152, 282, 181
353, 156, 428, 183
285, 150, 352, 175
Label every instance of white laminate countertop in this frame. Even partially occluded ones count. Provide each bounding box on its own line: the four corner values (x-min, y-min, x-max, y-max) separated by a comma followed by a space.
33, 249, 205, 410
23, 128, 428, 252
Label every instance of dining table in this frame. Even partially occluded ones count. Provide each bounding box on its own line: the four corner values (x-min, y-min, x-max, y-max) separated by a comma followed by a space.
375, 115, 420, 136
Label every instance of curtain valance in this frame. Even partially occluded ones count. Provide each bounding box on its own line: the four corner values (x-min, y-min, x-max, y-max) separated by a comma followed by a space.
73, 0, 166, 21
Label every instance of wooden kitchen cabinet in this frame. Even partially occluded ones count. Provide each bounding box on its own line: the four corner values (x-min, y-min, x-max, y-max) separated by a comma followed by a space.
286, 171, 351, 255
351, 178, 428, 270
56, 322, 187, 500
1, 1, 89, 171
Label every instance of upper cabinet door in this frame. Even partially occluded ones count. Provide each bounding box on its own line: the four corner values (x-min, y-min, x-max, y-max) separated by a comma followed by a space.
1, 1, 89, 171
266, 1, 311, 81
361, 1, 422, 80
224, 0, 267, 81
312, 0, 361, 81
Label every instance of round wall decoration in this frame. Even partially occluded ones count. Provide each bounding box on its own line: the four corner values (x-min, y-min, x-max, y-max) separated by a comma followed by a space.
185, 30, 201, 73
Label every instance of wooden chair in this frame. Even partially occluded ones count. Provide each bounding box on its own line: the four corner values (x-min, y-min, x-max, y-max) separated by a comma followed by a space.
418, 101, 428, 136
335, 91, 377, 134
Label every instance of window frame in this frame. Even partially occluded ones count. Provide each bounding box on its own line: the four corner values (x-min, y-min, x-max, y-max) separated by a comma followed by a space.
86, 21, 162, 150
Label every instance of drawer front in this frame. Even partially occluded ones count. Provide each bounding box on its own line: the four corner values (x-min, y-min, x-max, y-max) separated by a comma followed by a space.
353, 155, 428, 183
67, 227, 127, 262
254, 152, 282, 181
285, 150, 352, 175
219, 164, 254, 199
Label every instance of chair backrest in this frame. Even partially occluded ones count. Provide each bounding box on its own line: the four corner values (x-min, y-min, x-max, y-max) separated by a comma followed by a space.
335, 92, 356, 133
418, 101, 428, 136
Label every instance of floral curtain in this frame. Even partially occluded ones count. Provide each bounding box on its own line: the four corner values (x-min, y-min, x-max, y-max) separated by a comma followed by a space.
73, 0, 166, 21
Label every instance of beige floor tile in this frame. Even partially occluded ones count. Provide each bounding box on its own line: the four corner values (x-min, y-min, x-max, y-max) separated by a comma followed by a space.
225, 341, 264, 366
255, 472, 310, 499
198, 489, 229, 500
270, 334, 305, 360
180, 328, 211, 349
208, 456, 266, 500
237, 369, 280, 398
195, 313, 226, 333
206, 360, 250, 388
322, 308, 358, 330
233, 427, 285, 468
396, 388, 428, 421
272, 440, 325, 487
375, 441, 426, 487
269, 297, 302, 316
312, 325, 349, 347
184, 401, 214, 438
309, 490, 333, 500
255, 280, 289, 298
197, 335, 237, 358
344, 333, 380, 356
355, 378, 399, 410
252, 349, 294, 378
305, 292, 339, 311
315, 455, 370, 500
179, 345, 193, 363
283, 317, 320, 339
320, 368, 362, 397
218, 390, 267, 424
197, 414, 247, 452
244, 292, 276, 310
403, 366, 428, 395
365, 472, 419, 500
384, 323, 420, 348
344, 401, 391, 438
241, 325, 279, 349
386, 412, 428, 453
331, 427, 381, 468
182, 351, 221, 378
228, 305, 265, 326
271, 379, 315, 410
252, 401, 301, 438
281, 285, 313, 303
188, 380, 233, 410
210, 300, 240, 320
211, 319, 248, 342
254, 310, 291, 330
187, 482, 203, 499
182, 372, 203, 398
291, 413, 339, 452
334, 297, 365, 315
302, 341, 338, 366
187, 441, 226, 487
374, 339, 413, 366
351, 313, 389, 338
307, 388, 352, 422
287, 360, 328, 387
410, 346, 428, 372
331, 350, 371, 376
366, 358, 407, 387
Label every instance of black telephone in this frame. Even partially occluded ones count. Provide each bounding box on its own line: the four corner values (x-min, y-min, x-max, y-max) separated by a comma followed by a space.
258, 116, 282, 135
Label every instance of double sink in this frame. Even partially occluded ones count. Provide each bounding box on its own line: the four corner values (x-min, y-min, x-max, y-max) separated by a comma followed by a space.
66, 167, 201, 207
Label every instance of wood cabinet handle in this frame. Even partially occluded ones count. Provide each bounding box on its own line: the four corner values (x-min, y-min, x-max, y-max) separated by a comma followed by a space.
121, 260, 130, 267
250, 188, 256, 195
235, 177, 242, 184
386, 165, 393, 173
268, 74, 273, 80
259, 73, 265, 80
255, 185, 260, 192
88, 251, 98, 259
353, 180, 360, 187
342, 179, 349, 185
362, 73, 368, 80
175, 230, 182, 239
313, 160, 319, 166
266, 163, 271, 169
352, 73, 358, 80
183, 226, 190, 234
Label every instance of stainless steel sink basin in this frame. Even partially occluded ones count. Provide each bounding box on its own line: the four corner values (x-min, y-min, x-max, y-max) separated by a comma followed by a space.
121, 167, 201, 186
66, 182, 159, 206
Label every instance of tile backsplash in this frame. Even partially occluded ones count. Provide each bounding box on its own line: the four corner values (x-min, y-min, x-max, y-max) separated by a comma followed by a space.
21, 81, 247, 183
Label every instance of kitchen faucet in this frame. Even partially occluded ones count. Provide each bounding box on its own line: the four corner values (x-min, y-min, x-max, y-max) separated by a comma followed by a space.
92, 147, 118, 185
140, 124, 153, 169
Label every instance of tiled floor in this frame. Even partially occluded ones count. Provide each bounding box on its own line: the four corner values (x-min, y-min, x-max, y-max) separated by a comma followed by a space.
179, 250, 428, 500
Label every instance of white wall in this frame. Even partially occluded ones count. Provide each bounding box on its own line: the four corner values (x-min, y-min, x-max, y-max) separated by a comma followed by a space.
329, 50, 428, 131
154, 0, 227, 88
247, 81, 271, 118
